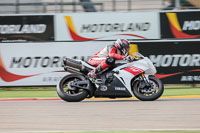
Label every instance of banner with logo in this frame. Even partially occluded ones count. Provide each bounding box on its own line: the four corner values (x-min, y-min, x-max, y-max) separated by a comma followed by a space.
1, 39, 199, 86
160, 11, 200, 39
0, 41, 111, 86
55, 12, 160, 41
134, 39, 200, 84
0, 15, 54, 42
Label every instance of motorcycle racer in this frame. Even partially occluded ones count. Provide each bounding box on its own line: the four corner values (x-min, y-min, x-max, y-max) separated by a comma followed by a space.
88, 39, 131, 80
58, 42, 164, 102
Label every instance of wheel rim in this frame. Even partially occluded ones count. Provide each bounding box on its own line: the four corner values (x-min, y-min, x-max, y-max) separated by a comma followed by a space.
136, 79, 160, 97
62, 78, 85, 95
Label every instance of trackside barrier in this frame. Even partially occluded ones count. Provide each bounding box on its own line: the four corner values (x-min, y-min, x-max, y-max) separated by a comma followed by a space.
0, 11, 160, 42
160, 10, 200, 39
0, 15, 54, 42
1, 10, 200, 86
55, 11, 160, 41
0, 10, 200, 42
132, 39, 200, 84
0, 41, 108, 86
0, 39, 200, 86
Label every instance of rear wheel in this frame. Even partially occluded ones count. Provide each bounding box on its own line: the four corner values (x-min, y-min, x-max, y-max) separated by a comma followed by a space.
132, 75, 164, 101
57, 74, 88, 102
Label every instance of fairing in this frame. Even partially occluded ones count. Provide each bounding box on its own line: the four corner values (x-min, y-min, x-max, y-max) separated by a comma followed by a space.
112, 57, 156, 96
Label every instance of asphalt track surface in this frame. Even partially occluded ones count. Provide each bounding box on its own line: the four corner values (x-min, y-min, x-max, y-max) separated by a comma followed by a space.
0, 97, 200, 133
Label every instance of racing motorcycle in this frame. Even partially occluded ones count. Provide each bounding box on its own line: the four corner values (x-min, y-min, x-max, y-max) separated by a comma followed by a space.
57, 53, 164, 102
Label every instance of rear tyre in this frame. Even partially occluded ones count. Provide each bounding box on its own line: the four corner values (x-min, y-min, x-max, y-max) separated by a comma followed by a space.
57, 74, 88, 102
132, 75, 164, 101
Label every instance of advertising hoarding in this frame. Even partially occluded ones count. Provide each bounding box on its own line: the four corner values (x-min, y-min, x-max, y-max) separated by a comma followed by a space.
1, 39, 199, 86
55, 12, 160, 41
134, 39, 200, 84
0, 15, 54, 42
160, 10, 200, 39
0, 41, 108, 86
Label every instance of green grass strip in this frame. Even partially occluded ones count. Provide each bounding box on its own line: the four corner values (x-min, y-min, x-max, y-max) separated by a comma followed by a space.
0, 86, 200, 99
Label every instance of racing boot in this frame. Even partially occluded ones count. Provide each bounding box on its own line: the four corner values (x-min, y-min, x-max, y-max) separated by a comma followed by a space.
88, 65, 102, 82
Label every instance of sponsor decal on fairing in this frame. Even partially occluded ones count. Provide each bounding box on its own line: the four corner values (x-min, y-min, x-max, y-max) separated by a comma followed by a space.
124, 66, 144, 76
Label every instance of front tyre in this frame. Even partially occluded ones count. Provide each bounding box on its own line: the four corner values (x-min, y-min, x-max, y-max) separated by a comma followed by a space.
132, 75, 164, 101
57, 74, 88, 102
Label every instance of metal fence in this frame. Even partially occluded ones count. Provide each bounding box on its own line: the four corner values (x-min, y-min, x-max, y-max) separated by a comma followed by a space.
0, 0, 199, 14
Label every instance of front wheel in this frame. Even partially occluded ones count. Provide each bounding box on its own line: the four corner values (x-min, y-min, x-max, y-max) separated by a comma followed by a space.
132, 75, 164, 101
57, 74, 88, 102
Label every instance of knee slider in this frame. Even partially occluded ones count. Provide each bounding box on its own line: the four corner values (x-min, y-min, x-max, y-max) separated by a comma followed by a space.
105, 57, 115, 66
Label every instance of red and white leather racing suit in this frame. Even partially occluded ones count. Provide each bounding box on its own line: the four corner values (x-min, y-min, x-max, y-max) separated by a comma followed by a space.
88, 45, 126, 72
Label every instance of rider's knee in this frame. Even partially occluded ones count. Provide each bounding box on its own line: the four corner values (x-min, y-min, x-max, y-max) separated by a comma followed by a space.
105, 57, 115, 66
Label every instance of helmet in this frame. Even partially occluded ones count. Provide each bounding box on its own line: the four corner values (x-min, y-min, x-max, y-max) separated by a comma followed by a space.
114, 39, 130, 56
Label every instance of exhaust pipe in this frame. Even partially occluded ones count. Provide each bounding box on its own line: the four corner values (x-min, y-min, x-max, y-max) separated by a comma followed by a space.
63, 58, 87, 74
63, 58, 83, 70
64, 66, 82, 74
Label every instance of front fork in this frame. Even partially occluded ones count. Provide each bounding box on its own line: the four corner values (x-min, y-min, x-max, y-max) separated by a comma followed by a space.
138, 73, 157, 94
139, 73, 152, 88
141, 73, 150, 83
